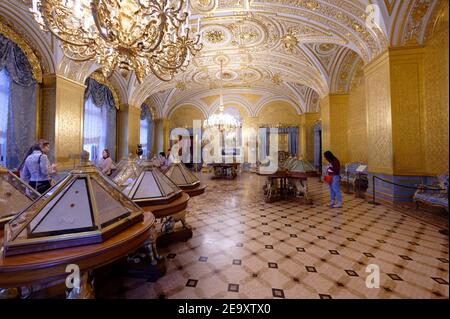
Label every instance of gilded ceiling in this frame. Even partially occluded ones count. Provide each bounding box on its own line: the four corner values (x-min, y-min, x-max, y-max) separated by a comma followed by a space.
0, 0, 442, 116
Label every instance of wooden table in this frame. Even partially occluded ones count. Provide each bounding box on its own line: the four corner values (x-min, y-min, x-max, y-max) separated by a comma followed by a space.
257, 171, 318, 203
211, 163, 239, 179
0, 212, 158, 298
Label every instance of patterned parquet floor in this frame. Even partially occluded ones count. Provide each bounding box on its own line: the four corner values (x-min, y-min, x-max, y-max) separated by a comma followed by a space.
119, 172, 449, 299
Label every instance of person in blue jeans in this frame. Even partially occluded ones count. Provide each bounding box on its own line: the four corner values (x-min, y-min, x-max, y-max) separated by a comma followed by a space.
324, 151, 342, 208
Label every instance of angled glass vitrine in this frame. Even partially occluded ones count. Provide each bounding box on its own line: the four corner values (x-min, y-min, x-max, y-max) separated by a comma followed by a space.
0, 165, 40, 226
4, 163, 144, 256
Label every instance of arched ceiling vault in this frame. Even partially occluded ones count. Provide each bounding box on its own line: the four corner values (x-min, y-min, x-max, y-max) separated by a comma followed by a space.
0, 0, 441, 115
130, 0, 392, 110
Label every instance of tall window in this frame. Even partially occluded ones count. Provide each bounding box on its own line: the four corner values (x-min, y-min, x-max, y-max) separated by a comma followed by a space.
0, 69, 10, 166
83, 77, 117, 163
140, 104, 153, 158
0, 34, 37, 169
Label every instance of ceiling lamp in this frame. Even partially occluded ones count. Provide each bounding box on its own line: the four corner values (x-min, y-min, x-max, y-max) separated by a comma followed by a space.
203, 58, 242, 131
29, 0, 203, 82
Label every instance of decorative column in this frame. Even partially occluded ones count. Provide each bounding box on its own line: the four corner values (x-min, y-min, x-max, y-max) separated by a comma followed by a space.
162, 118, 171, 153
40, 75, 85, 170
365, 47, 427, 203
117, 104, 140, 159
153, 118, 170, 154
243, 116, 258, 167
320, 95, 349, 164
299, 113, 320, 162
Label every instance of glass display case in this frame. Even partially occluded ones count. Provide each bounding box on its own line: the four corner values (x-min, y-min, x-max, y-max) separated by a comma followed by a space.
163, 163, 200, 189
3, 163, 144, 256
0, 165, 40, 226
122, 160, 182, 206
111, 158, 143, 190
289, 159, 316, 174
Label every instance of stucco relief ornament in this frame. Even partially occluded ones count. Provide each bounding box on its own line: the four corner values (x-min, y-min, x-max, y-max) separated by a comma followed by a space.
282, 33, 299, 53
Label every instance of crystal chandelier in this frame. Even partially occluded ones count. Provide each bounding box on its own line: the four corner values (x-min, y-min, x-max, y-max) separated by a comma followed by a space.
203, 59, 241, 131
29, 0, 203, 82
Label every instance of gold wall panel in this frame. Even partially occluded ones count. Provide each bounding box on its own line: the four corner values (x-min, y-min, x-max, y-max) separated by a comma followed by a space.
330, 95, 349, 164
169, 105, 205, 129
153, 118, 165, 154
54, 76, 85, 169
258, 101, 299, 125
423, 13, 449, 175
40, 76, 57, 162
320, 95, 349, 164
299, 113, 320, 162
347, 74, 368, 163
117, 104, 141, 158
389, 47, 426, 175
128, 106, 141, 156
320, 96, 330, 156
117, 104, 129, 159
364, 52, 394, 174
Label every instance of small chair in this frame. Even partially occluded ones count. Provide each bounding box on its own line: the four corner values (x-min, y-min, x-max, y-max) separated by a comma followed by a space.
414, 172, 449, 212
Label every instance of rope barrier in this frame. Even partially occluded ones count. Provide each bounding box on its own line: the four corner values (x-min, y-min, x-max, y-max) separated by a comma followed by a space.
369, 175, 447, 205
373, 175, 447, 191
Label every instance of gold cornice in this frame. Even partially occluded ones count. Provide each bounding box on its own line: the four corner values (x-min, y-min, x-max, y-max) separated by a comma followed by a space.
89, 71, 120, 110
258, 123, 299, 128
363, 50, 389, 76
0, 19, 43, 83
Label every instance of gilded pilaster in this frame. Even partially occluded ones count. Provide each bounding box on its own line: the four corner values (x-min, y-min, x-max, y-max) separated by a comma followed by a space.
244, 116, 259, 164
363, 47, 437, 202
320, 95, 349, 164
299, 114, 306, 159
300, 113, 320, 162
390, 47, 426, 176
118, 104, 141, 159
153, 118, 169, 154
40, 75, 85, 169
364, 51, 394, 175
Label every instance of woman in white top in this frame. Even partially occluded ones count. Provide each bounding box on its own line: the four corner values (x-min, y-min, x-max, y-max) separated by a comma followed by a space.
98, 149, 114, 176
20, 140, 56, 194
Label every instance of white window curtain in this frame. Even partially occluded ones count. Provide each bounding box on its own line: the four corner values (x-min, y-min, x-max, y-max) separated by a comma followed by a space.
140, 117, 149, 156
0, 68, 9, 166
82, 77, 117, 163
83, 96, 106, 163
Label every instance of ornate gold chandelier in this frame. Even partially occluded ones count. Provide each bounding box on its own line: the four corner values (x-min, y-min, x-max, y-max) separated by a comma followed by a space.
30, 0, 203, 82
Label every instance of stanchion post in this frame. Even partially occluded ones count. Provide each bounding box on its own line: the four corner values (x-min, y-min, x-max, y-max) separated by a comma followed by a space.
368, 175, 380, 205
345, 169, 351, 194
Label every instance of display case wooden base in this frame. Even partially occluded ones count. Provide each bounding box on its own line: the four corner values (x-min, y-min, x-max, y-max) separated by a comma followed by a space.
0, 213, 162, 299
140, 192, 193, 248
182, 184, 207, 197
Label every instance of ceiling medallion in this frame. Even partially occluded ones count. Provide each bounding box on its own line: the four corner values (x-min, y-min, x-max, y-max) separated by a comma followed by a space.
191, 0, 217, 12
29, 0, 203, 82
282, 33, 298, 53
272, 73, 282, 85
205, 30, 225, 43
